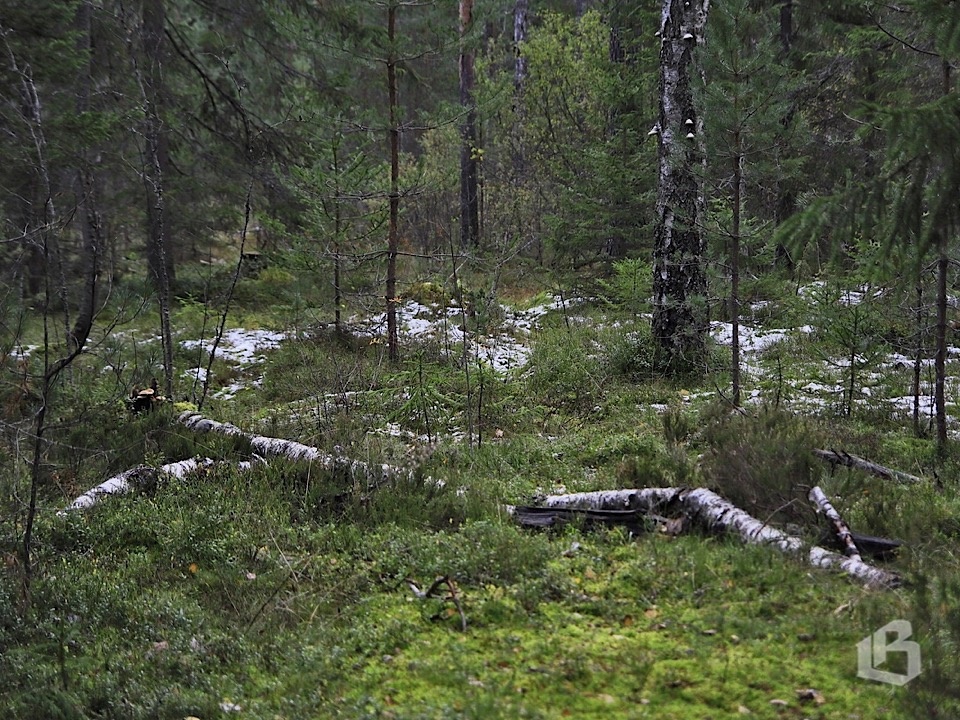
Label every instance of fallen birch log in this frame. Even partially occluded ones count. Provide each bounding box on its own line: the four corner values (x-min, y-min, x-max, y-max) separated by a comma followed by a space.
511, 487, 900, 589
62, 457, 214, 513
813, 449, 923, 484
808, 485, 862, 561
178, 411, 428, 489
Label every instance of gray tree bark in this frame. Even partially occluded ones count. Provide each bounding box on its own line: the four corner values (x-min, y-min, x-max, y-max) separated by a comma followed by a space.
140, 0, 175, 398
386, 1, 400, 362
459, 0, 480, 248
652, 0, 710, 374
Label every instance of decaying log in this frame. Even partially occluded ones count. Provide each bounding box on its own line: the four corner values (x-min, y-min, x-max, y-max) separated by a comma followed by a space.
813, 449, 923, 484
62, 456, 270, 513
828, 531, 901, 561
511, 505, 668, 533
178, 411, 430, 489
514, 487, 900, 589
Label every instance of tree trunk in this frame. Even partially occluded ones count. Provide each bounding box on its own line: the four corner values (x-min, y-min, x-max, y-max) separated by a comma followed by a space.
731, 146, 742, 406
935, 237, 948, 450
813, 448, 923, 484
459, 0, 480, 249
386, 2, 400, 362
935, 58, 951, 452
779, 0, 792, 55
652, 0, 710, 374
514, 0, 528, 93
141, 0, 175, 398
913, 282, 924, 436
70, 1, 101, 354
512, 0, 528, 178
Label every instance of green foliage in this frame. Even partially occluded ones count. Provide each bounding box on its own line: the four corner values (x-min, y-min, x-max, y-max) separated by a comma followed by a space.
698, 406, 823, 524
598, 258, 652, 317
603, 324, 657, 380
525, 326, 604, 412
486, 10, 655, 264
803, 281, 888, 416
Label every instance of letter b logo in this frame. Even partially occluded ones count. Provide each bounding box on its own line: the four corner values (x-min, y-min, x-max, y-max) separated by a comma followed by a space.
857, 620, 921, 686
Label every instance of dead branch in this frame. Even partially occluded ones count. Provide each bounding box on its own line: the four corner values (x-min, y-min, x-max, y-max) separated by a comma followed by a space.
406, 575, 467, 631
813, 449, 923, 484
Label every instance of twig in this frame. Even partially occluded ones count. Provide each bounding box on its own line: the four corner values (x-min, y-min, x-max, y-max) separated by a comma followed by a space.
406, 575, 467, 631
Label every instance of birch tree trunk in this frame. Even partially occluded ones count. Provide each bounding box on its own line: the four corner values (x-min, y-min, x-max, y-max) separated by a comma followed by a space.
512, 0, 528, 177
652, 0, 710, 374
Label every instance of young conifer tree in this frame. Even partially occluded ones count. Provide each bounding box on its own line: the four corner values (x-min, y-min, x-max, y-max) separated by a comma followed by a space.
701, 0, 796, 405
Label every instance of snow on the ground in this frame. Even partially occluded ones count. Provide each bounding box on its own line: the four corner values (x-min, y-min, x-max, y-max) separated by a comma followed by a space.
178, 297, 568, 401
181, 328, 289, 399
182, 328, 287, 367
349, 296, 568, 374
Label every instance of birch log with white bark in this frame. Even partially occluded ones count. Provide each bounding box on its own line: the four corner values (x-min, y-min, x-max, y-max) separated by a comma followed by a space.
808, 485, 862, 560
520, 487, 899, 588
178, 411, 426, 488
62, 457, 212, 513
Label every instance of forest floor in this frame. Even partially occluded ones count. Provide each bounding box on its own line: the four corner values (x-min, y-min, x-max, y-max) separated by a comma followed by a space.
3, 270, 959, 719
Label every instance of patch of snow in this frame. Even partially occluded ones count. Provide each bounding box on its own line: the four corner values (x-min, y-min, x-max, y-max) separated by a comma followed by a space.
710, 321, 812, 355
182, 328, 287, 367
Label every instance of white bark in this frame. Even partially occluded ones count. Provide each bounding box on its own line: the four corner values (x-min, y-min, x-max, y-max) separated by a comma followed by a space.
178, 411, 427, 488
808, 485, 862, 561
525, 487, 899, 588
61, 457, 213, 513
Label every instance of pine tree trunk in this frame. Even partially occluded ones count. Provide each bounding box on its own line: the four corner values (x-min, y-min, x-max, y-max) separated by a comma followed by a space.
731, 147, 742, 406
70, 1, 100, 353
142, 0, 175, 398
935, 238, 948, 450
652, 0, 710, 374
779, 0, 792, 54
386, 2, 400, 362
459, 0, 480, 248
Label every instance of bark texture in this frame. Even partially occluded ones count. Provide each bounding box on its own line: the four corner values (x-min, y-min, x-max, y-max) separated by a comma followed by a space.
386, 2, 400, 361
459, 0, 480, 248
178, 411, 430, 489
519, 487, 899, 588
652, 0, 710, 373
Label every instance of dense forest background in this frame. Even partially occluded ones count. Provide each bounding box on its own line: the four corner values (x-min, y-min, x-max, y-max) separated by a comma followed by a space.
3, 1, 960, 718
